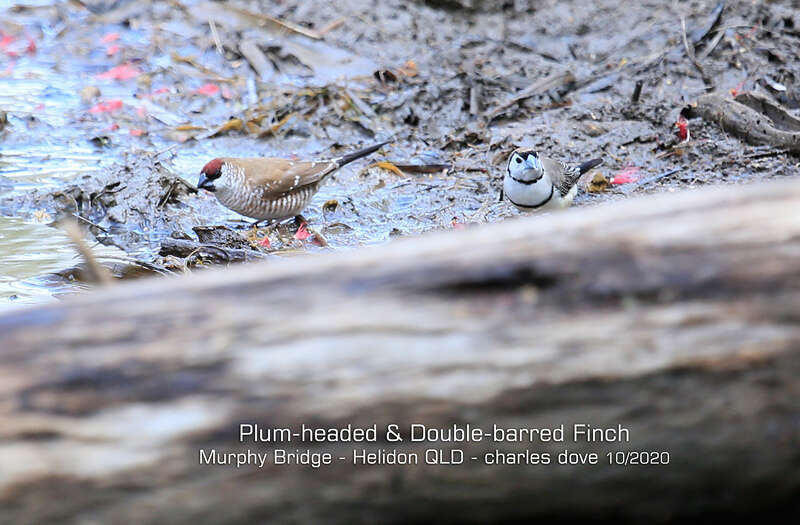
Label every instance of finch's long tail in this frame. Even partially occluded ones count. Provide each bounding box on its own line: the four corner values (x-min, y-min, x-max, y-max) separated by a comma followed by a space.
334, 141, 391, 168
578, 158, 603, 175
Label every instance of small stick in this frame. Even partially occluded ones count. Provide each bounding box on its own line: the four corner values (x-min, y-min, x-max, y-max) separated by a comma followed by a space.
318, 17, 346, 36
631, 80, 643, 104
59, 220, 113, 286
624, 168, 681, 193
469, 81, 480, 116
208, 19, 224, 55
485, 70, 575, 121
681, 17, 713, 88
744, 149, 788, 159
154, 143, 180, 157
71, 213, 108, 233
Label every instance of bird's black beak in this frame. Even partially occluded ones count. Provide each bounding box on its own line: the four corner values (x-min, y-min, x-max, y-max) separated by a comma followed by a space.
197, 174, 215, 192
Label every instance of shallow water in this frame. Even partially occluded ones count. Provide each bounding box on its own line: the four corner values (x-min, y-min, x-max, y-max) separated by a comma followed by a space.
0, 0, 478, 309
2, 0, 797, 310
0, 215, 84, 308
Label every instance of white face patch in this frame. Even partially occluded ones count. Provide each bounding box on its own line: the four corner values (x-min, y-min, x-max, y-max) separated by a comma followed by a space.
507, 151, 543, 183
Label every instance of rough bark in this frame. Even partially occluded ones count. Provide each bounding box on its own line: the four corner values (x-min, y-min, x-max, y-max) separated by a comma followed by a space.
1, 179, 800, 523
686, 92, 800, 151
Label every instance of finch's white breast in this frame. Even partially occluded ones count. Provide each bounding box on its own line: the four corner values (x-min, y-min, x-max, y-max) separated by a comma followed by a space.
504, 174, 555, 210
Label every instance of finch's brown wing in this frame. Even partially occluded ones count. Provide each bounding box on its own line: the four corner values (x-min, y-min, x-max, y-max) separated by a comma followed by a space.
233, 158, 338, 195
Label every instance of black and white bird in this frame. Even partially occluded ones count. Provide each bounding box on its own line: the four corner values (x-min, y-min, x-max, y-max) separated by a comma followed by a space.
503, 148, 603, 210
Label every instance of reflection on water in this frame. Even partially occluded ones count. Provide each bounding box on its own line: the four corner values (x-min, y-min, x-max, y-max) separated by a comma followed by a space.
0, 216, 85, 309
0, 216, 124, 310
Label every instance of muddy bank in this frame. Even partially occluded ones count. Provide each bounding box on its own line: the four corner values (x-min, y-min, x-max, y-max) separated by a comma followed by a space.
1, 0, 799, 297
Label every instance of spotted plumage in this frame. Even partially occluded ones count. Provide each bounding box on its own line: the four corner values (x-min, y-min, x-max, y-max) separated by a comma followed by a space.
503, 148, 602, 211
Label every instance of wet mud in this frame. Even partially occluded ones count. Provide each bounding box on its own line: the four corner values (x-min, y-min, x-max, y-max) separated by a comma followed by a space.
1, 0, 799, 304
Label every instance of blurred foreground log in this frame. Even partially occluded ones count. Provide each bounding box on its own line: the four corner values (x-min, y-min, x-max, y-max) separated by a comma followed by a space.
1, 179, 800, 523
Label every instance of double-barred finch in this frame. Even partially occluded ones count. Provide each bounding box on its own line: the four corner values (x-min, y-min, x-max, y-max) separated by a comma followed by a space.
197, 141, 389, 221
503, 148, 603, 211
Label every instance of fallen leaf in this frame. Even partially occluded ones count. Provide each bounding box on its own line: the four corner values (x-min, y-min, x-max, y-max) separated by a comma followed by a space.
106, 44, 120, 56
258, 236, 271, 248
208, 118, 243, 138
101, 33, 120, 43
397, 59, 418, 77
610, 166, 641, 184
390, 163, 451, 174
194, 83, 220, 96
0, 34, 14, 50
88, 99, 123, 113
257, 112, 294, 138
371, 161, 405, 177
587, 172, 610, 192
0, 32, 35, 57
97, 64, 140, 81
130, 128, 145, 136
451, 217, 466, 230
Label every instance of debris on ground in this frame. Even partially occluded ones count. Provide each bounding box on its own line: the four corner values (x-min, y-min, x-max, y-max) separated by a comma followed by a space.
1, 0, 799, 300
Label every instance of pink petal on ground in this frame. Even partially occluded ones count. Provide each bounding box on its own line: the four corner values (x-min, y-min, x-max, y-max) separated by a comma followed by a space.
88, 99, 123, 113
610, 166, 641, 184
193, 83, 220, 96
0, 34, 14, 50
97, 64, 140, 81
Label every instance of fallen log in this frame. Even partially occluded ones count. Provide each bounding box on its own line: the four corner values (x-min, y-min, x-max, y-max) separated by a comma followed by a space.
685, 92, 800, 151
1, 178, 800, 523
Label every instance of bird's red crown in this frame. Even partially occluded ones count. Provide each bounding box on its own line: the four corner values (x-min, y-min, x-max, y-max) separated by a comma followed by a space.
201, 158, 224, 176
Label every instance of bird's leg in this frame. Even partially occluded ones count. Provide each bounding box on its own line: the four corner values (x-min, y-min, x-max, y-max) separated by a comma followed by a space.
293, 215, 327, 246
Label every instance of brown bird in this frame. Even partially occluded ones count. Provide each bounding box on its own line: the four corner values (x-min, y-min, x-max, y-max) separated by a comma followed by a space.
197, 141, 389, 221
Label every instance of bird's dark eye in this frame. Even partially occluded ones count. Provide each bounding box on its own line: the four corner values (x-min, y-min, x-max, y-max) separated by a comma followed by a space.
515, 157, 522, 164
